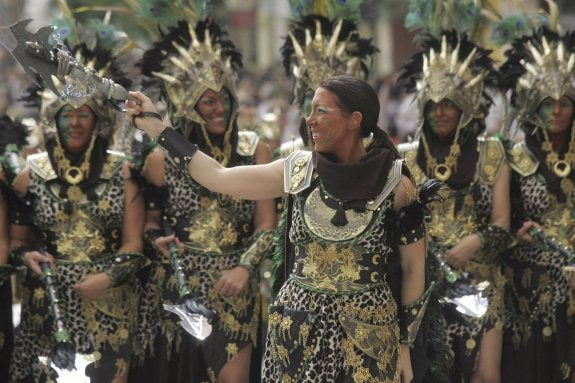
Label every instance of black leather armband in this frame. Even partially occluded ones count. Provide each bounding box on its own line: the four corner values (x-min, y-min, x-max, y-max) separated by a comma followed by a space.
104, 252, 148, 287
400, 282, 435, 346
477, 224, 514, 255
239, 229, 275, 273
157, 128, 198, 179
9, 245, 34, 266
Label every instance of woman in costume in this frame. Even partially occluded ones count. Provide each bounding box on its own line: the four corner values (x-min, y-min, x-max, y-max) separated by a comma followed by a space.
499, 27, 575, 382
397, 31, 512, 382
128, 74, 430, 383
0, 116, 29, 383
130, 18, 276, 383
8, 36, 146, 382
278, 10, 378, 155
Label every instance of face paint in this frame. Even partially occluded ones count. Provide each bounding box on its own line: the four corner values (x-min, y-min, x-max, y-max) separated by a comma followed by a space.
537, 96, 574, 134
424, 99, 462, 138
196, 88, 233, 135
56, 104, 97, 153
302, 90, 314, 118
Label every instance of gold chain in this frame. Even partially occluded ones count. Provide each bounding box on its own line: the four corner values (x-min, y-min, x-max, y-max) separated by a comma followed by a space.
53, 133, 96, 202
540, 125, 575, 196
420, 126, 462, 182
199, 126, 233, 167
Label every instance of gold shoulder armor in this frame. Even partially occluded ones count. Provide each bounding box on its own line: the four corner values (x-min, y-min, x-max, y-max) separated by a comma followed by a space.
398, 141, 427, 185
507, 141, 539, 177
27, 152, 57, 181
366, 159, 404, 211
284, 150, 313, 194
478, 135, 506, 185
101, 150, 126, 180
237, 131, 260, 156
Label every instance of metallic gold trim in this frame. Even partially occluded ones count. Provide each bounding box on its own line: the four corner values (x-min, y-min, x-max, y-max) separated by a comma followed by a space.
236, 131, 259, 156
477, 135, 505, 185
506, 141, 539, 177
284, 150, 314, 194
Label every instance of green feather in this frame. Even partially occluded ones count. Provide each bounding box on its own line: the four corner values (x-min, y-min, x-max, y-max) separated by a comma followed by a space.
490, 11, 549, 46
405, 0, 481, 39
289, 0, 364, 22
327, 0, 363, 24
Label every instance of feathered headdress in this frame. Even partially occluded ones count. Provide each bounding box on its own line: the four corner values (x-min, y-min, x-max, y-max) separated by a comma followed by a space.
397, 30, 499, 131
139, 17, 242, 135
499, 28, 575, 133
281, 2, 377, 111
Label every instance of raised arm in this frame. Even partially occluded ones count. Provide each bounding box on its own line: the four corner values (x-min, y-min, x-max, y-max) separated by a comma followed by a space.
126, 91, 285, 200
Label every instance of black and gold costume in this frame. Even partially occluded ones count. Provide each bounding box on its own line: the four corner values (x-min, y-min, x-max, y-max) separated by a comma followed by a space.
397, 30, 512, 381
400, 136, 508, 380
0, 115, 29, 383
136, 131, 268, 382
499, 27, 575, 382
10, 147, 145, 382
131, 18, 274, 383
262, 150, 426, 382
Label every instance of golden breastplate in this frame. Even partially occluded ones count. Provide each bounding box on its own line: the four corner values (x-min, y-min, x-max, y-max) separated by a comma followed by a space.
55, 208, 107, 262
303, 186, 374, 241
291, 242, 385, 293
183, 197, 245, 253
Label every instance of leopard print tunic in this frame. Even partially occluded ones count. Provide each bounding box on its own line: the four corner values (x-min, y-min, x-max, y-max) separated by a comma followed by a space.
10, 151, 141, 383
262, 164, 421, 383
502, 171, 575, 382
399, 138, 507, 381
136, 149, 260, 381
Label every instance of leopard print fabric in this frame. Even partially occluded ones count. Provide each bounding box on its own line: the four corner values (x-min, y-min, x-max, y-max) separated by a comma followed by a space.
262, 182, 403, 383
503, 171, 575, 379
405, 143, 506, 380
10, 152, 141, 382
136, 152, 260, 378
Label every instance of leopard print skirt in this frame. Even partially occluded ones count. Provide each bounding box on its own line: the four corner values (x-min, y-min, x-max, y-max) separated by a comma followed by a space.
10, 261, 140, 382
262, 280, 401, 383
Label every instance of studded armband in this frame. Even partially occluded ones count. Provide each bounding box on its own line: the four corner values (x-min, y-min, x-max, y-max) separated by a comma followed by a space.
143, 228, 164, 255
9, 245, 34, 267
477, 224, 514, 255
400, 282, 434, 346
143, 183, 169, 211
157, 128, 198, 180
104, 252, 148, 287
239, 229, 275, 273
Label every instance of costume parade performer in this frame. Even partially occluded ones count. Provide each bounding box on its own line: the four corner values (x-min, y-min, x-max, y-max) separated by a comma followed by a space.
7, 20, 147, 382
129, 17, 276, 383
0, 116, 29, 383
127, 74, 431, 383
397, 30, 513, 382
498, 25, 575, 382
279, 0, 378, 154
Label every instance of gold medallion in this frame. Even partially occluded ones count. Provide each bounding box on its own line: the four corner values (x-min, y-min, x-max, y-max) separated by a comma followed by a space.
434, 164, 452, 181
67, 185, 83, 202
553, 160, 571, 178
65, 166, 84, 185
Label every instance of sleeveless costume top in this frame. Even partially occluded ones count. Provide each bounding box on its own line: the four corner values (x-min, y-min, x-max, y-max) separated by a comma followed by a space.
262, 150, 424, 383
11, 150, 143, 382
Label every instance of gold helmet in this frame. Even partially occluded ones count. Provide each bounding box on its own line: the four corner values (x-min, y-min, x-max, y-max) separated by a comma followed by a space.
398, 31, 499, 133
139, 18, 242, 137
281, 14, 377, 112
501, 28, 575, 133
